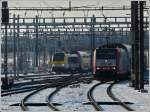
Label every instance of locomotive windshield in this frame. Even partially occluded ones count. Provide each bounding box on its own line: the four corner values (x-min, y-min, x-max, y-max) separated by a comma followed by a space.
96, 48, 116, 59
53, 53, 65, 61
68, 57, 78, 63
96, 48, 116, 66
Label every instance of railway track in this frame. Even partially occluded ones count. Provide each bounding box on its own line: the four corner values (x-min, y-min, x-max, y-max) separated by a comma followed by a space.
20, 75, 74, 111
13, 75, 70, 87
88, 80, 134, 111
87, 82, 107, 111
107, 81, 134, 111
2, 87, 41, 96
2, 75, 73, 96
47, 75, 86, 111
20, 74, 85, 111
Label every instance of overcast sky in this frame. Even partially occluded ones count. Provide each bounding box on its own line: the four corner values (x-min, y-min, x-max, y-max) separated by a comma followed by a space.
4, 0, 149, 17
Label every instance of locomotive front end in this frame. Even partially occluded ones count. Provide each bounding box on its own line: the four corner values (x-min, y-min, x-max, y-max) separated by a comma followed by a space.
94, 48, 117, 80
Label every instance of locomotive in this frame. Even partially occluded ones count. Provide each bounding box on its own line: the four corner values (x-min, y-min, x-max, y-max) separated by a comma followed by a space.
93, 44, 131, 80
52, 52, 68, 73
50, 51, 90, 73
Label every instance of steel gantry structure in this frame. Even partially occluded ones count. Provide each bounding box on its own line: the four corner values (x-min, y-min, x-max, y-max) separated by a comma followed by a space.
1, 4, 149, 84
1, 15, 149, 67
1, 16, 149, 53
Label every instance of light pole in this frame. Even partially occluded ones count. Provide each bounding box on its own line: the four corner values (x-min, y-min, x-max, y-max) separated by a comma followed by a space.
91, 15, 95, 73
148, 0, 150, 93
2, 1, 9, 89
4, 22, 8, 89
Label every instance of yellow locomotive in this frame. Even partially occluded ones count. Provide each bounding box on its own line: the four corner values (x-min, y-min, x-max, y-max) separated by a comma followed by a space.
50, 52, 68, 73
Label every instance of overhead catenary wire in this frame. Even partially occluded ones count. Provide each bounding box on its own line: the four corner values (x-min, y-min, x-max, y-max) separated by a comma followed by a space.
6, 6, 149, 11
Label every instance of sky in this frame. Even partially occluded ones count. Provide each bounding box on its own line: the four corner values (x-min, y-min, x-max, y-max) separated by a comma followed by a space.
6, 0, 138, 17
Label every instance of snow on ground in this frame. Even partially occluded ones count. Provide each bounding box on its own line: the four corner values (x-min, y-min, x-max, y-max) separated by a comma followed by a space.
52, 81, 97, 111
27, 88, 55, 111
1, 91, 33, 111
1, 79, 150, 112
93, 82, 125, 112
112, 81, 150, 112
1, 88, 56, 112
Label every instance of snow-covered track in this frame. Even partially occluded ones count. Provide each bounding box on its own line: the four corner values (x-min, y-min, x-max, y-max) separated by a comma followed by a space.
87, 82, 107, 111
20, 75, 74, 111
1, 85, 46, 96
107, 81, 134, 111
2, 76, 71, 96
47, 74, 87, 111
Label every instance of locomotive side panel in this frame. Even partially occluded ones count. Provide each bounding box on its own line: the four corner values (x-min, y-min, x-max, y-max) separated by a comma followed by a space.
118, 47, 131, 79
119, 49, 128, 74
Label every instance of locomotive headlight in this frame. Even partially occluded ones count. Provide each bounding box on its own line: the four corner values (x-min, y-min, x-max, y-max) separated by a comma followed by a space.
112, 67, 116, 70
96, 67, 100, 70
61, 64, 65, 66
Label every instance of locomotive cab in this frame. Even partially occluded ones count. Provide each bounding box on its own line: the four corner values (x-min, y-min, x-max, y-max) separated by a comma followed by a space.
93, 48, 117, 80
52, 52, 67, 73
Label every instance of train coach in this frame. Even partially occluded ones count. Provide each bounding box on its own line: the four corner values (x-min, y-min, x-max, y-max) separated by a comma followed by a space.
67, 53, 80, 72
93, 44, 131, 81
77, 51, 90, 72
